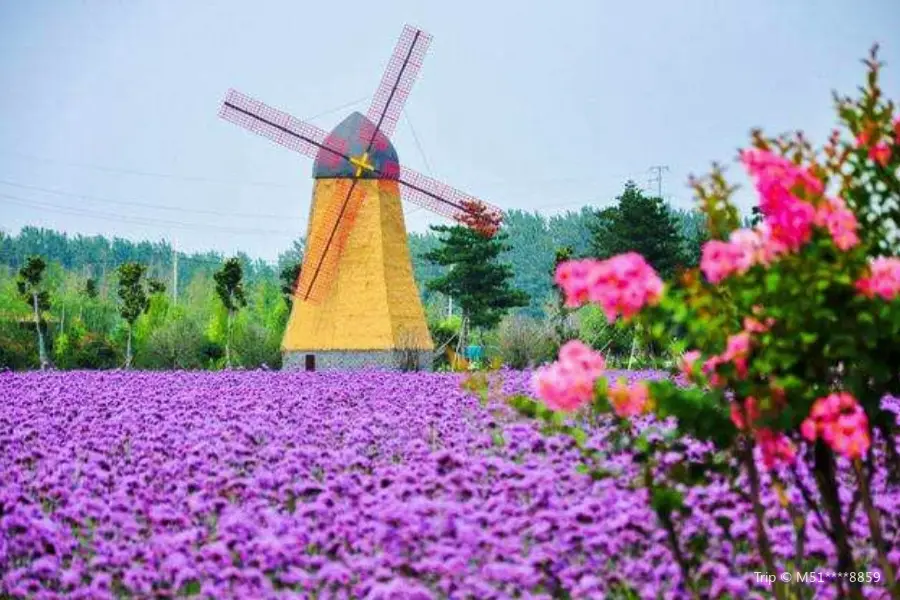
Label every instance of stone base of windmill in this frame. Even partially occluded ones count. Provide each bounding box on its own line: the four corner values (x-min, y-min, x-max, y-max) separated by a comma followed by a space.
282, 349, 434, 372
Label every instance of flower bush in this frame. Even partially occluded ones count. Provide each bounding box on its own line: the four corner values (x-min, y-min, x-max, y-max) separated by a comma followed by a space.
529, 46, 900, 599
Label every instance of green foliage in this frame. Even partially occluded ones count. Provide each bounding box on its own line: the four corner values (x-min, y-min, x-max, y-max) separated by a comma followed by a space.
0, 320, 39, 369
214, 258, 247, 313
280, 262, 301, 308
116, 262, 149, 326
84, 278, 99, 299
589, 181, 689, 279
424, 225, 529, 331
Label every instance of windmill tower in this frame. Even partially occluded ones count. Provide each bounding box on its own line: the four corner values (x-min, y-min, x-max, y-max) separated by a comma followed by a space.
220, 25, 502, 371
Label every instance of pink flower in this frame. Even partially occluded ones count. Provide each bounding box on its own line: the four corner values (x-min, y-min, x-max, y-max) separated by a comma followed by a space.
532, 341, 606, 413
765, 196, 816, 251
756, 429, 797, 469
743, 315, 773, 334
702, 355, 725, 388
727, 228, 765, 275
531, 362, 594, 413
554, 253, 663, 320
870, 143, 892, 167
730, 397, 760, 431
740, 149, 821, 251
554, 259, 592, 307
608, 379, 650, 418
801, 392, 870, 460
723, 332, 751, 378
814, 197, 859, 251
741, 148, 824, 198
558, 340, 606, 379
856, 128, 873, 148
679, 350, 701, 379
855, 256, 900, 301
700, 240, 742, 284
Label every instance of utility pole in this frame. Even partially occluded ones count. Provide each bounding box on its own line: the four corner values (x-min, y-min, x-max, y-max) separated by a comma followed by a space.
648, 165, 669, 199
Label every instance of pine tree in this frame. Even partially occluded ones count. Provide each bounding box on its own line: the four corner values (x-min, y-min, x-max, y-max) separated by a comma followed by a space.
589, 181, 688, 279
214, 258, 247, 368
17, 256, 51, 370
424, 224, 528, 351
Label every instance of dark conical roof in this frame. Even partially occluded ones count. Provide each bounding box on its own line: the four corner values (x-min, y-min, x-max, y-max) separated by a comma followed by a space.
312, 112, 399, 180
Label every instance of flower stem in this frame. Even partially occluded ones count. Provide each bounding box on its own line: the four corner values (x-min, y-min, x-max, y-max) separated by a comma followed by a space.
813, 441, 862, 599
643, 466, 700, 600
853, 459, 899, 598
741, 441, 785, 600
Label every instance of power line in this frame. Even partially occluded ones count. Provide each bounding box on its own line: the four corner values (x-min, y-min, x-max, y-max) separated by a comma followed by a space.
0, 178, 298, 221
0, 192, 299, 237
0, 150, 298, 189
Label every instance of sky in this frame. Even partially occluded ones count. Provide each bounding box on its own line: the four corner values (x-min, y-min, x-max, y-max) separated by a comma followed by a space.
1, 1, 898, 262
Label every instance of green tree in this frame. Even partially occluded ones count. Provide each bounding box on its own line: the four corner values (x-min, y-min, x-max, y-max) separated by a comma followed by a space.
84, 278, 99, 300
590, 181, 688, 279
16, 256, 51, 369
279, 262, 301, 308
148, 278, 167, 295
424, 224, 528, 350
550, 246, 578, 344
214, 257, 247, 368
116, 262, 150, 368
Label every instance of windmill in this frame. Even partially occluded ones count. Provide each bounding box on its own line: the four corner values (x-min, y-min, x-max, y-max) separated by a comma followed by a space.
219, 25, 502, 371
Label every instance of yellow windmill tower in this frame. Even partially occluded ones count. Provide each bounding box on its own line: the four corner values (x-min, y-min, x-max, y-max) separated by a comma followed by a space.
220, 25, 502, 370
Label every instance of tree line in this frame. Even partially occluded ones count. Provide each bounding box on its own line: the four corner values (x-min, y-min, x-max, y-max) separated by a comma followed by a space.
1, 181, 713, 370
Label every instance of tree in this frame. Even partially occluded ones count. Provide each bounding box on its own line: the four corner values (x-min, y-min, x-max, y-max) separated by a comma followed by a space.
84, 278, 99, 300
590, 181, 688, 279
148, 278, 166, 295
116, 262, 150, 368
550, 246, 578, 343
423, 222, 528, 350
16, 256, 51, 369
279, 262, 301, 308
214, 257, 247, 368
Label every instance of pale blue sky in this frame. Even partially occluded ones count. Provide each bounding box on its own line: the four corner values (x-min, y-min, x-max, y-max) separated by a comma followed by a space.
1, 1, 898, 261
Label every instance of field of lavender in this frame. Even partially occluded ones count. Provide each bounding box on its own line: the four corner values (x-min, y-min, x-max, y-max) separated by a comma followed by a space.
1, 370, 897, 599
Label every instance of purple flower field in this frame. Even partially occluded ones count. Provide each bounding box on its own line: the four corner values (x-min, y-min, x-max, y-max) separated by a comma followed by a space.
1, 370, 898, 599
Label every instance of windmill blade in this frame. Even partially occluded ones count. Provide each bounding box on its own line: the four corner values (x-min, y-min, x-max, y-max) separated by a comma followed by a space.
365, 25, 432, 143
397, 166, 503, 223
219, 89, 348, 164
295, 180, 367, 302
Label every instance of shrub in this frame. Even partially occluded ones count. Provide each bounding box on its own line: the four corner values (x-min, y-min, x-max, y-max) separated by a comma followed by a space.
497, 314, 556, 368
525, 46, 900, 598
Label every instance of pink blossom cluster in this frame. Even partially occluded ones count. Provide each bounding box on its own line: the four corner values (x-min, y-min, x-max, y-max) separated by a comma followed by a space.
755, 429, 798, 470
607, 379, 651, 418
685, 315, 772, 387
531, 340, 606, 413
801, 392, 871, 459
741, 148, 824, 251
700, 149, 862, 285
814, 197, 861, 251
857, 126, 893, 166
554, 253, 663, 321
855, 256, 900, 301
699, 226, 787, 284
729, 396, 797, 469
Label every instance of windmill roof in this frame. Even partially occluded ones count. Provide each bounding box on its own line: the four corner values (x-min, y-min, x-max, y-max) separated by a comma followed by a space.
313, 112, 399, 180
